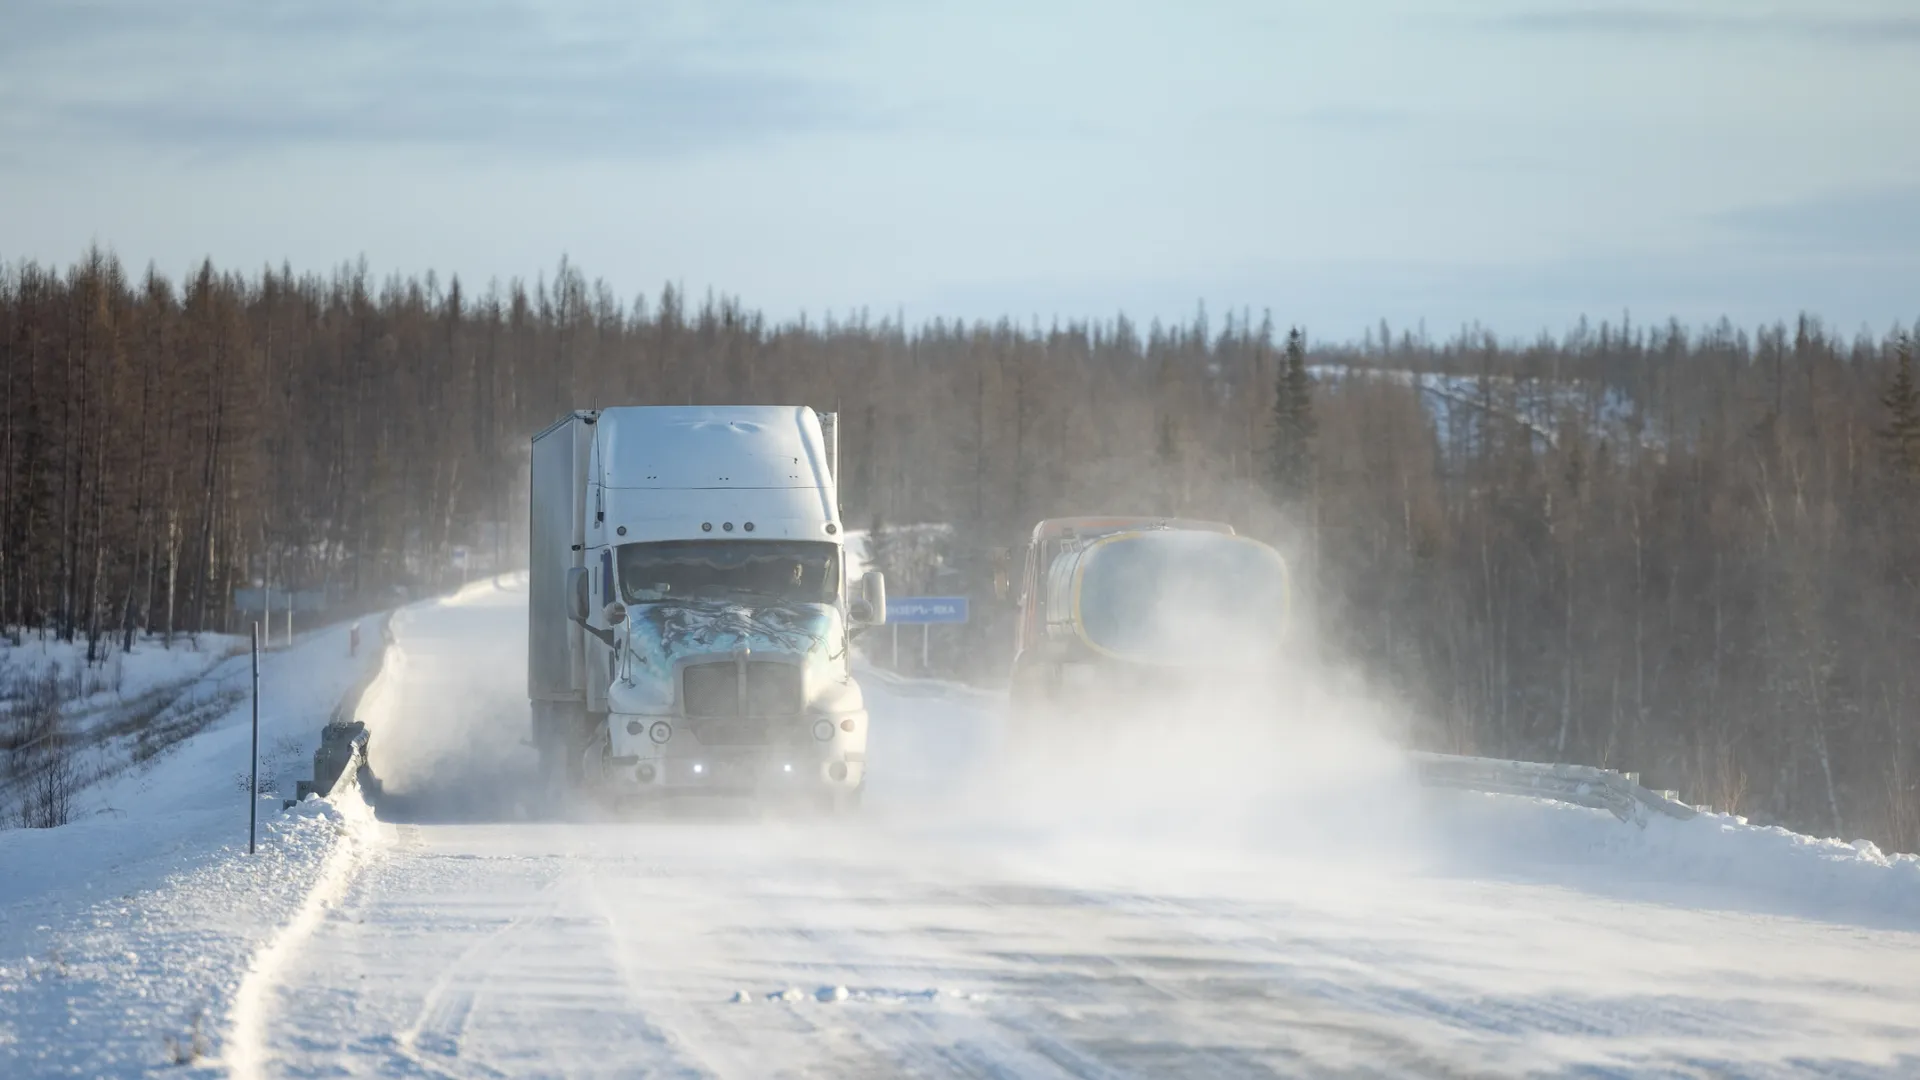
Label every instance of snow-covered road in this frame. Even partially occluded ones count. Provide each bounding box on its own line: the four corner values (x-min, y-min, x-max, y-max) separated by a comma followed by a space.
246, 581, 1920, 1079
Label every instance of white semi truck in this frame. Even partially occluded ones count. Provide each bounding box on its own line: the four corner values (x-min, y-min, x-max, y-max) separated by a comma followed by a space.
527, 406, 885, 810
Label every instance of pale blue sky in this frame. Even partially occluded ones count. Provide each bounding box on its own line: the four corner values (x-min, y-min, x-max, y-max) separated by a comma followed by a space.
2, 0, 1916, 339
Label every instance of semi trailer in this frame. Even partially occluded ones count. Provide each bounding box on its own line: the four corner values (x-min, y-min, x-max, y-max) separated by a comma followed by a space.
527, 406, 885, 810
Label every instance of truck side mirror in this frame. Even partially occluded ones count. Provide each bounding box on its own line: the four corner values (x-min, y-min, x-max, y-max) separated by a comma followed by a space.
853, 570, 887, 625
567, 566, 590, 624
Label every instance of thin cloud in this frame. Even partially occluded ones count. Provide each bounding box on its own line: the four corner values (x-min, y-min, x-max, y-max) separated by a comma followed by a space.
0, 0, 881, 161
31, 66, 859, 160
1490, 8, 1920, 44
1714, 186, 1920, 257
1199, 103, 1424, 138
1293, 105, 1420, 131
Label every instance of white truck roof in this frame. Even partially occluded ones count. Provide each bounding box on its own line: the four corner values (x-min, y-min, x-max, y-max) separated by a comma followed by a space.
591, 406, 841, 545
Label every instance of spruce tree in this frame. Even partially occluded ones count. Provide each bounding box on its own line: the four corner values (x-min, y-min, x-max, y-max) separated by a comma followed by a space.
1269, 326, 1316, 503
1882, 333, 1920, 481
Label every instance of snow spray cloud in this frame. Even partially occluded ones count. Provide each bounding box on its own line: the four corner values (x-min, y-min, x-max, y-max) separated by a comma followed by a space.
962, 524, 1428, 864
361, 579, 551, 823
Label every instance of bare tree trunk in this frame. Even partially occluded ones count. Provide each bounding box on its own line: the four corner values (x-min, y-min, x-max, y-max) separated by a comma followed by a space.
1806, 656, 1843, 838
122, 337, 157, 652
1557, 546, 1575, 755
84, 409, 108, 662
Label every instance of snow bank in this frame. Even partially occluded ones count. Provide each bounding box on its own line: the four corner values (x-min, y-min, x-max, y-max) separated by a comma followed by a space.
1425, 789, 1920, 929
861, 667, 1920, 930
225, 762, 382, 1078
0, 784, 377, 1075
855, 662, 1001, 707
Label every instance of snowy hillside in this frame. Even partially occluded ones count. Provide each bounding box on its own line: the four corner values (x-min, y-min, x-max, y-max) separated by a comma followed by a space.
1314, 363, 1651, 453
2, 632, 252, 830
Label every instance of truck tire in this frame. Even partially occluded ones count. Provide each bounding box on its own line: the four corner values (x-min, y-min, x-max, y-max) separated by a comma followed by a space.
536, 746, 572, 817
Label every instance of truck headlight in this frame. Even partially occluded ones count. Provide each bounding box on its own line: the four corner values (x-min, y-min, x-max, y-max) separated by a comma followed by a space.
812, 719, 835, 742
649, 721, 672, 744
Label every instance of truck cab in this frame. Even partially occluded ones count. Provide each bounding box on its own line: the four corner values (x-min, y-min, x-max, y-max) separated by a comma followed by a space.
528, 406, 885, 810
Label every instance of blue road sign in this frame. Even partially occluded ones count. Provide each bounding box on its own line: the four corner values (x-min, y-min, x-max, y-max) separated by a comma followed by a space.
886, 596, 969, 624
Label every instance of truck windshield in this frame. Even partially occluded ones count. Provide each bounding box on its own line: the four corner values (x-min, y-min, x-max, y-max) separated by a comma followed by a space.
616, 540, 839, 606
1076, 533, 1288, 662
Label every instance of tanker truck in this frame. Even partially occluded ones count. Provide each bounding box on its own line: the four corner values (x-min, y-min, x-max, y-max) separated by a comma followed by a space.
1006, 516, 1292, 716
527, 406, 885, 811
1001, 520, 1701, 823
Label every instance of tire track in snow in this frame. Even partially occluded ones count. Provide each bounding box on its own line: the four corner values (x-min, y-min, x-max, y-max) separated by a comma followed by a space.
223, 796, 383, 1079
225, 627, 407, 1078
579, 866, 749, 1078
390, 868, 584, 1076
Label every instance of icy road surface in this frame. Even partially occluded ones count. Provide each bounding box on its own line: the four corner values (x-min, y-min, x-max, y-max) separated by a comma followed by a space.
246, 581, 1920, 1079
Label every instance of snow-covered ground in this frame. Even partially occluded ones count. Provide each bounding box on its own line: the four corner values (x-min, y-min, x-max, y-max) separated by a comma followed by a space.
228, 580, 1919, 1078
0, 614, 383, 1075
3, 631, 247, 825
5, 577, 1920, 1076
0, 630, 244, 709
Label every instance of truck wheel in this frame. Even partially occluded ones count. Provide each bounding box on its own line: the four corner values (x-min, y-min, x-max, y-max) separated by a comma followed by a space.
535, 747, 571, 817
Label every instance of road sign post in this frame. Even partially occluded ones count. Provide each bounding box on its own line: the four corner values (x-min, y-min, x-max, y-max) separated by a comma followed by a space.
248, 622, 259, 855
883, 597, 969, 673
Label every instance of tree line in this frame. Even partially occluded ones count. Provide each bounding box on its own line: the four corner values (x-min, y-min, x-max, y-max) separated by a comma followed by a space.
1, 250, 1915, 849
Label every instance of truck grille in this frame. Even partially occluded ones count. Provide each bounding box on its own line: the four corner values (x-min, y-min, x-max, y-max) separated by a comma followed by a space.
681, 661, 803, 718
690, 721, 771, 746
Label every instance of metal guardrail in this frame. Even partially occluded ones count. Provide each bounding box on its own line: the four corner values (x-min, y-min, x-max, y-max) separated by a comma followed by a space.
290, 721, 371, 807
1411, 751, 1697, 825
849, 664, 1699, 829
287, 616, 392, 807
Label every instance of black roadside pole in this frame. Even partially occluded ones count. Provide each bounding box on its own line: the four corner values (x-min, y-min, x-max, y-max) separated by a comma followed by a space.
249, 621, 260, 855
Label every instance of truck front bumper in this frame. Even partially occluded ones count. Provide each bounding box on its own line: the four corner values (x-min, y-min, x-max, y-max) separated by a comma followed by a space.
602, 713, 867, 796
619, 750, 865, 795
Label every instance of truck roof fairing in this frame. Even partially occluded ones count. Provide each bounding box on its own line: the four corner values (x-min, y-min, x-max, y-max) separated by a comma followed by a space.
589, 406, 842, 545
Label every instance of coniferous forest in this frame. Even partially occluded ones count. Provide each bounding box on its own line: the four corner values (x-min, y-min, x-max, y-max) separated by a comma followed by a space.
3, 250, 1917, 850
